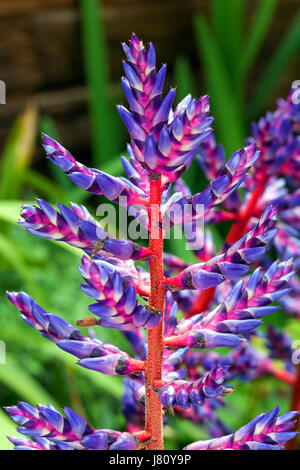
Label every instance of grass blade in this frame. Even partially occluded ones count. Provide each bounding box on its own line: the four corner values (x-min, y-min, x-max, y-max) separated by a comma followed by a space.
79, 0, 121, 167
1, 326, 123, 401
0, 201, 31, 224
174, 56, 196, 102
249, 7, 300, 119
0, 106, 38, 200
239, 0, 279, 79
0, 232, 43, 299
194, 14, 245, 154
211, 0, 244, 83
0, 200, 82, 258
211, 0, 228, 47
0, 354, 59, 407
0, 409, 15, 450
21, 169, 67, 202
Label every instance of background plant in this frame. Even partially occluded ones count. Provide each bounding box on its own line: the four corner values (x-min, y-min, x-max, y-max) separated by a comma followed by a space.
1, 0, 300, 451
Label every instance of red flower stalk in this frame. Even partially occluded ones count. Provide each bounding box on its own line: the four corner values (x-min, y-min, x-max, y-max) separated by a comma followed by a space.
145, 177, 166, 449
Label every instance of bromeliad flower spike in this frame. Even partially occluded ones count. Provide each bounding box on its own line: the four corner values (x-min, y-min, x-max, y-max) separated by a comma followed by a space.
5, 34, 300, 450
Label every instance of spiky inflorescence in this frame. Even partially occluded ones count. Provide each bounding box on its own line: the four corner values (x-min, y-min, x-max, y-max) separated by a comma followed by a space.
197, 134, 225, 181
196, 85, 300, 239
5, 35, 300, 451
79, 255, 161, 330
163, 143, 259, 227
6, 292, 145, 375
78, 254, 150, 298
184, 340, 295, 386
184, 407, 298, 450
5, 402, 144, 450
122, 377, 145, 433
154, 366, 234, 411
248, 86, 300, 184
42, 134, 149, 207
118, 35, 213, 182
172, 259, 293, 339
163, 259, 295, 369
196, 134, 242, 212
165, 206, 278, 291
20, 199, 151, 261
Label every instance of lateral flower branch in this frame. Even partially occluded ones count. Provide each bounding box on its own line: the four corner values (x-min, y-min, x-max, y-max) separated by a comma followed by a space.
5, 35, 300, 451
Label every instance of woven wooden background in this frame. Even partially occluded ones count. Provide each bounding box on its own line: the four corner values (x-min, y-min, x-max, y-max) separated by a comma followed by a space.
0, 0, 299, 160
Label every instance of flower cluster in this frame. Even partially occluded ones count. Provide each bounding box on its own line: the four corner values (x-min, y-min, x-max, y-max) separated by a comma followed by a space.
154, 366, 234, 411
5, 35, 300, 451
185, 407, 297, 450
7, 291, 145, 375
5, 402, 145, 450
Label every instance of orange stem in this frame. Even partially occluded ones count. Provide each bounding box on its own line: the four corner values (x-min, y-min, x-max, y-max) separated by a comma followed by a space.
264, 358, 296, 385
271, 368, 296, 386
129, 359, 146, 372
134, 430, 152, 442
145, 176, 165, 450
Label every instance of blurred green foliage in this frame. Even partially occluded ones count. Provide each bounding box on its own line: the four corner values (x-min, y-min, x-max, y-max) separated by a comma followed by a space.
79, 0, 123, 166
189, 0, 300, 155
0, 0, 299, 450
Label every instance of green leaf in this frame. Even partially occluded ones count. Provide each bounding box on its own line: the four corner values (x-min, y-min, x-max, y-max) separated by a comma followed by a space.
79, 0, 121, 166
194, 14, 245, 154
211, 0, 228, 47
167, 228, 197, 265
0, 354, 59, 407
39, 115, 59, 141
0, 232, 43, 299
286, 317, 300, 339
208, 224, 223, 254
249, 7, 300, 119
1, 304, 122, 400
238, 0, 279, 79
168, 416, 209, 443
174, 56, 196, 102
0, 106, 38, 200
0, 200, 32, 224
0, 409, 15, 450
98, 153, 124, 176
211, 0, 245, 83
0, 200, 82, 258
54, 349, 123, 400
21, 169, 67, 202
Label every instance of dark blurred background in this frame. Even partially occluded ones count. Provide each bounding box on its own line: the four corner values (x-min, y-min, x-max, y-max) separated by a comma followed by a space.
0, 0, 299, 160
0, 0, 299, 450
